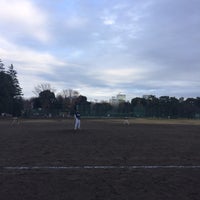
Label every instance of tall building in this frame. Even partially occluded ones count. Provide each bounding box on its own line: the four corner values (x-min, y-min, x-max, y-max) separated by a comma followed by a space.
116, 93, 126, 102
110, 93, 126, 105
109, 96, 118, 105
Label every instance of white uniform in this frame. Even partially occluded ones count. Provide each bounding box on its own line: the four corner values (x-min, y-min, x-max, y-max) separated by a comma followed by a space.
74, 112, 81, 130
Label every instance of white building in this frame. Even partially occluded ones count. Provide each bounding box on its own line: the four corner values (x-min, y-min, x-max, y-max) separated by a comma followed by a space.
117, 93, 126, 102
110, 93, 126, 105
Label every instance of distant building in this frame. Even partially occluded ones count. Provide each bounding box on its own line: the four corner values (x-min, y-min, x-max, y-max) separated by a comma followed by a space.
117, 93, 126, 102
109, 96, 118, 105
110, 93, 126, 105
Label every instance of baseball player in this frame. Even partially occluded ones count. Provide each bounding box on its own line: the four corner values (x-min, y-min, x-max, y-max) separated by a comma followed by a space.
74, 111, 81, 130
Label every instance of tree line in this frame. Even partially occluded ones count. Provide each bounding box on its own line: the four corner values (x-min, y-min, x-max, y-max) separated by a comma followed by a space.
24, 87, 200, 119
0, 60, 23, 116
0, 59, 200, 119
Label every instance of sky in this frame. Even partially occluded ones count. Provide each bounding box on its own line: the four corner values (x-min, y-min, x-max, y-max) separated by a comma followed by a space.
0, 0, 200, 101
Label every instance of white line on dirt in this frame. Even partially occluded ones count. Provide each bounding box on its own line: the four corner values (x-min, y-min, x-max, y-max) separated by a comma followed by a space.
3, 165, 200, 170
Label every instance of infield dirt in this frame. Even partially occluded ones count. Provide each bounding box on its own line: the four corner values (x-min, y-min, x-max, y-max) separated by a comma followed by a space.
0, 118, 200, 200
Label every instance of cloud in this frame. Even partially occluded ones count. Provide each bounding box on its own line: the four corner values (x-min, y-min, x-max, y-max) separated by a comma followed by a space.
0, 0, 50, 42
0, 37, 65, 74
64, 16, 89, 29
130, 0, 200, 66
1, 0, 200, 100
0, 36, 67, 97
92, 68, 147, 86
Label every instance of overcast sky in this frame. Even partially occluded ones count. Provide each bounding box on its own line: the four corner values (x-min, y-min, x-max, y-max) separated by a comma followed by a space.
0, 0, 199, 101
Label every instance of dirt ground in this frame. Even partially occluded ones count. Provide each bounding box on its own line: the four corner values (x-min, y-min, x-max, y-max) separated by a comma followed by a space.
0, 118, 200, 200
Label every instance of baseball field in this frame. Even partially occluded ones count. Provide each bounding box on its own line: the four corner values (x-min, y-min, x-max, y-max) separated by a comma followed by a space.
0, 118, 200, 200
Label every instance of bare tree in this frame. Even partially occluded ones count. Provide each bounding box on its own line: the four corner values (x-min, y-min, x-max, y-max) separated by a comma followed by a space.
62, 89, 79, 99
33, 83, 56, 96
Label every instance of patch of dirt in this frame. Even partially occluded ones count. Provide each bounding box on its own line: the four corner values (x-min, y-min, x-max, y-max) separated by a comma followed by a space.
0, 119, 200, 200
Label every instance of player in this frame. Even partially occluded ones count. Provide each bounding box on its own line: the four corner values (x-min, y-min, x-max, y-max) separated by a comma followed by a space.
74, 111, 81, 130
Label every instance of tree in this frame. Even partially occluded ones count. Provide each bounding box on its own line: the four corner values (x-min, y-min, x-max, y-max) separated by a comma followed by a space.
0, 61, 23, 116
57, 89, 80, 114
0, 71, 13, 114
39, 90, 56, 112
7, 64, 23, 116
146, 96, 159, 117
168, 97, 180, 118
92, 102, 112, 116
7, 64, 23, 98
33, 83, 56, 96
0, 59, 5, 71
61, 89, 79, 101
118, 102, 132, 116
75, 95, 91, 116
131, 97, 146, 117
182, 98, 197, 118
56, 95, 66, 111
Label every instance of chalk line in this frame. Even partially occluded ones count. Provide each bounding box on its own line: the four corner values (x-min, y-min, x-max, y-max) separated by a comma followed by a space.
2, 165, 200, 170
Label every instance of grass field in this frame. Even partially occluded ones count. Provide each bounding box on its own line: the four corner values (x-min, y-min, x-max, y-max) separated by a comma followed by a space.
0, 118, 200, 200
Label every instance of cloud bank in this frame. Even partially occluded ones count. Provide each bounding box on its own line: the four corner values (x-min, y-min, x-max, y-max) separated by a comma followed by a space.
0, 0, 199, 100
